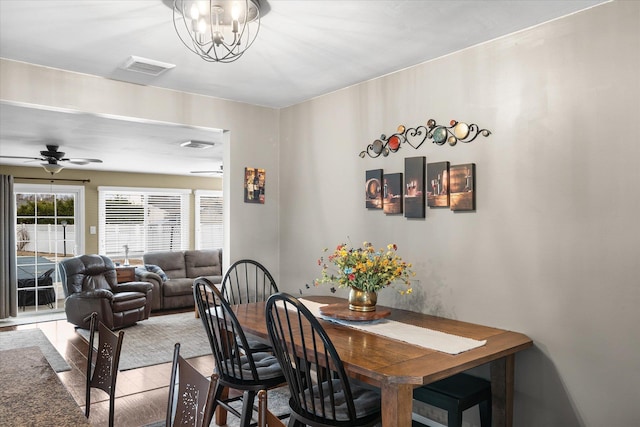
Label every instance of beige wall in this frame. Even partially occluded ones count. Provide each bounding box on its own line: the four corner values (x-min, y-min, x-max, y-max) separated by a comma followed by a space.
0, 59, 281, 275
279, 2, 639, 426
0, 164, 222, 254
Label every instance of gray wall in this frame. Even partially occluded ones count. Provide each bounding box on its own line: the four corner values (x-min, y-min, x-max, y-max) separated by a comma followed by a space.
278, 2, 639, 426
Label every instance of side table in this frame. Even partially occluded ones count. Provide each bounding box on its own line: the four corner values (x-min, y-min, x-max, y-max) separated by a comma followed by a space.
115, 266, 136, 283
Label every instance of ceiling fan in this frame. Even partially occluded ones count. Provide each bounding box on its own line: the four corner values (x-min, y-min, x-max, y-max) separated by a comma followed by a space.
0, 144, 103, 174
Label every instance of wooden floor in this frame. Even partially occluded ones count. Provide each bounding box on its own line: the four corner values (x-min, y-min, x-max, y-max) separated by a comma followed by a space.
0, 309, 216, 427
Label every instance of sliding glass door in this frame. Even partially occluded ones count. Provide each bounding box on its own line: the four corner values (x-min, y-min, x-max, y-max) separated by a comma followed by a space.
14, 184, 84, 314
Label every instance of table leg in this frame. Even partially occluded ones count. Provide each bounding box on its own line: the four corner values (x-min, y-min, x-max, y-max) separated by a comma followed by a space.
380, 382, 413, 427
215, 386, 230, 425
490, 354, 515, 427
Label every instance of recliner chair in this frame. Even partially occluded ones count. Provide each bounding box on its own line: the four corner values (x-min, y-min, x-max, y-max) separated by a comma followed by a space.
59, 254, 153, 330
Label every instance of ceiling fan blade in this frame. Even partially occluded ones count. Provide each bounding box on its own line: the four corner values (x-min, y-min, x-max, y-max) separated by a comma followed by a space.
0, 155, 45, 161
2, 146, 103, 167
63, 158, 103, 165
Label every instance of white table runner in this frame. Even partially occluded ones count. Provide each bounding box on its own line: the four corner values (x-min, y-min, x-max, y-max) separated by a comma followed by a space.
299, 298, 486, 355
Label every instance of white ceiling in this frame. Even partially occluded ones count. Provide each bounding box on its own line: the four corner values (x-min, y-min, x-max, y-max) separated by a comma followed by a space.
0, 0, 608, 176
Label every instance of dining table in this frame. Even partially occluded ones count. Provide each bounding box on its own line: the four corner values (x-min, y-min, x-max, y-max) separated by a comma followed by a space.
231, 295, 533, 427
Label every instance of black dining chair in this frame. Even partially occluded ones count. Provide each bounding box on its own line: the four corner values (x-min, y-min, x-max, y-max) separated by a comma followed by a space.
85, 312, 125, 427
165, 343, 217, 427
193, 277, 286, 427
220, 259, 278, 305
412, 372, 491, 427
265, 292, 382, 427
220, 259, 279, 354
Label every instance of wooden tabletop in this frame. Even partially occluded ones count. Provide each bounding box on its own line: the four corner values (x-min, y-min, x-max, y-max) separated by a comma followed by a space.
232, 295, 533, 427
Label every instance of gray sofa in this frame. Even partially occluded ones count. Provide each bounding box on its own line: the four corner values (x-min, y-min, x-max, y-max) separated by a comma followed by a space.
136, 249, 223, 311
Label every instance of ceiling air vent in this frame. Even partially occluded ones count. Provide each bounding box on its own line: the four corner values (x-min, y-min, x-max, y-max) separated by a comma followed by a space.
180, 140, 216, 149
121, 56, 175, 76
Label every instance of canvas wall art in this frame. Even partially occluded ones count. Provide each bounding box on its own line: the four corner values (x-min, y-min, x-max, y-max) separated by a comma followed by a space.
450, 163, 475, 211
404, 156, 425, 218
383, 172, 403, 215
365, 169, 383, 209
427, 161, 450, 207
244, 167, 265, 204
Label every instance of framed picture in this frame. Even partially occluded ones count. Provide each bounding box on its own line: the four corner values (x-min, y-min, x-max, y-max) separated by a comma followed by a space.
450, 163, 475, 211
244, 167, 265, 204
365, 169, 383, 209
383, 172, 403, 215
404, 157, 425, 218
427, 161, 450, 207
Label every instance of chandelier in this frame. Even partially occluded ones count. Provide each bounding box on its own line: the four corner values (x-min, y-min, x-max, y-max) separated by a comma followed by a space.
171, 0, 262, 63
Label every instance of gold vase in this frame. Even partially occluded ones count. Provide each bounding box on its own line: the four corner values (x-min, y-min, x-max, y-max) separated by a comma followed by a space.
348, 287, 377, 312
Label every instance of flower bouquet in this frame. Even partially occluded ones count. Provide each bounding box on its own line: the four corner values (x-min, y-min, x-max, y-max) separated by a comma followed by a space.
316, 242, 414, 295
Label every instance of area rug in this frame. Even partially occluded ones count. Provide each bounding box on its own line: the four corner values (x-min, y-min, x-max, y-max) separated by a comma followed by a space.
0, 328, 70, 372
0, 310, 66, 327
77, 311, 211, 371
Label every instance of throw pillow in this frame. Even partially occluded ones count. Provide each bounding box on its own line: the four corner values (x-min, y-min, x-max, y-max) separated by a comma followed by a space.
144, 264, 170, 282
134, 266, 147, 278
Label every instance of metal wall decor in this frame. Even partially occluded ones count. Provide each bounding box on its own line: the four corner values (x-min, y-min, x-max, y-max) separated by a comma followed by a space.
359, 119, 491, 158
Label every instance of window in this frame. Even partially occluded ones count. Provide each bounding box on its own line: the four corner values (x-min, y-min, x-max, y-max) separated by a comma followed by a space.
98, 187, 190, 259
14, 183, 85, 313
195, 190, 223, 250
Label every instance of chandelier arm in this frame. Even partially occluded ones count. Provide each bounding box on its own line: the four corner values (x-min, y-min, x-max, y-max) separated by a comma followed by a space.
173, 6, 204, 56
236, 15, 261, 50
173, 3, 218, 61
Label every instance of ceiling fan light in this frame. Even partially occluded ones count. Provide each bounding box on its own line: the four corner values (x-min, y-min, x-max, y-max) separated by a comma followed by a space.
42, 163, 64, 174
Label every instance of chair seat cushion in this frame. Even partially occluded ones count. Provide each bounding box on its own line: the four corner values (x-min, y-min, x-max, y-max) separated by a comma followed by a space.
111, 291, 147, 312
222, 351, 283, 381
242, 333, 273, 353
302, 378, 381, 421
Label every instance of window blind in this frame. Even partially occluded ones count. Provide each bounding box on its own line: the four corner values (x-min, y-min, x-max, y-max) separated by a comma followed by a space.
98, 187, 190, 258
195, 190, 223, 250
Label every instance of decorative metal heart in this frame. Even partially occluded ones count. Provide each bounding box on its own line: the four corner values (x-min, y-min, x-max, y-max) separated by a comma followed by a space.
404, 125, 429, 150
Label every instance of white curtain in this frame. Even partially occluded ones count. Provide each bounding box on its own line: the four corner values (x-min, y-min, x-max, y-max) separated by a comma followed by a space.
0, 174, 17, 319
